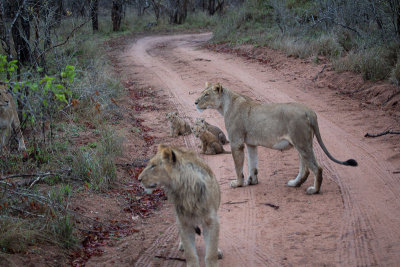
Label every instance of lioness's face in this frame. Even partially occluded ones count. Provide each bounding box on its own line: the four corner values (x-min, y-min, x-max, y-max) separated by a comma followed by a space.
138, 145, 176, 193
0, 90, 10, 110
195, 83, 223, 112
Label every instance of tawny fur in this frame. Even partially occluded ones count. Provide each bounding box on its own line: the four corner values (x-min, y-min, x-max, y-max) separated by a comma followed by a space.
138, 145, 222, 266
195, 82, 357, 194
194, 118, 229, 145
0, 87, 26, 153
166, 112, 191, 137
191, 124, 230, 155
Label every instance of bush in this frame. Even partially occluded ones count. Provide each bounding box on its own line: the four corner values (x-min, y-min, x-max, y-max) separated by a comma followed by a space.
71, 128, 122, 191
359, 48, 392, 81
0, 218, 39, 253
390, 58, 400, 86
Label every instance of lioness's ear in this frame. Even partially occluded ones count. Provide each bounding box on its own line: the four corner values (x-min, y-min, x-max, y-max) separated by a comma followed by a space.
205, 81, 211, 88
158, 144, 167, 151
161, 146, 177, 163
213, 83, 223, 95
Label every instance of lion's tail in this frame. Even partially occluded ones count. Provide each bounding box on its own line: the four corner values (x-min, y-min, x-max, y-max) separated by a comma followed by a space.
308, 112, 358, 167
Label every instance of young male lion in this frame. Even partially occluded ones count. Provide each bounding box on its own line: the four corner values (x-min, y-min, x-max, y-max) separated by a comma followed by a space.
191, 124, 230, 155
165, 112, 191, 137
195, 82, 357, 194
194, 118, 229, 145
138, 144, 222, 266
0, 87, 26, 153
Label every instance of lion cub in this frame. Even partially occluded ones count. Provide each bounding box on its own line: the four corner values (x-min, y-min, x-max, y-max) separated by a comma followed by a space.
194, 118, 229, 145
0, 87, 26, 153
191, 124, 230, 155
165, 112, 191, 137
139, 144, 223, 266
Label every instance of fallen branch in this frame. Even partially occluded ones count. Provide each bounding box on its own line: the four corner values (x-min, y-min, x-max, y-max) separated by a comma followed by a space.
0, 169, 71, 181
155, 255, 186, 262
364, 131, 400, 138
263, 203, 279, 210
312, 64, 326, 82
224, 200, 248, 205
116, 159, 149, 168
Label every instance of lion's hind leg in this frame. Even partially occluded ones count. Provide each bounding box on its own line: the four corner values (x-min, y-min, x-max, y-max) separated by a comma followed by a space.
306, 156, 322, 195
294, 147, 322, 194
287, 153, 309, 187
203, 215, 222, 267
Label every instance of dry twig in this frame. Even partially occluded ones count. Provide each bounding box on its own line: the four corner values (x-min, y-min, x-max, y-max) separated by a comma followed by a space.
365, 130, 400, 138
312, 64, 327, 82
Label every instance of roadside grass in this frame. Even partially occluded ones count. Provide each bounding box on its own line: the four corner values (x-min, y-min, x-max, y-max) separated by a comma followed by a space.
0, 14, 124, 257
212, 0, 400, 83
2, 7, 217, 259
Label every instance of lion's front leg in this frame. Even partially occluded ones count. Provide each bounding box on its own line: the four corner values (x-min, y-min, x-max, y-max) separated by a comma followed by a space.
177, 218, 200, 267
230, 144, 245, 188
246, 145, 258, 185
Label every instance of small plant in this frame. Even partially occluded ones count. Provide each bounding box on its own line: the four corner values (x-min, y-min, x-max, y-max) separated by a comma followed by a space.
51, 215, 77, 249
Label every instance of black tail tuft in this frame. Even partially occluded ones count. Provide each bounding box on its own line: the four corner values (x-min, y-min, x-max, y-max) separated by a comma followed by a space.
195, 226, 201, 235
345, 159, 358, 167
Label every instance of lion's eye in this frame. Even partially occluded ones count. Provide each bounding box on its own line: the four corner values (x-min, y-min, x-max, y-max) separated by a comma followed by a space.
204, 93, 209, 97
150, 165, 155, 169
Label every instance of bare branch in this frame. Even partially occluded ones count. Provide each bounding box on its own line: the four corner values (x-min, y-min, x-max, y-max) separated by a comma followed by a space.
365, 130, 400, 138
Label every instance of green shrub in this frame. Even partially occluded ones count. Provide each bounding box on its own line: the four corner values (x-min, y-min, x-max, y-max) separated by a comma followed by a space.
390, 58, 400, 86
0, 218, 38, 253
71, 128, 122, 191
51, 215, 76, 249
359, 48, 392, 81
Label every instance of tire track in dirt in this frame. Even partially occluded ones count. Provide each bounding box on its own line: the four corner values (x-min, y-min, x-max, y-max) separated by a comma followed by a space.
129, 34, 281, 266
126, 33, 400, 266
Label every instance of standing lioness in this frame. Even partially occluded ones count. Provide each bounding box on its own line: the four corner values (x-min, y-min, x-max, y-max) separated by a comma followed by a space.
0, 87, 26, 153
138, 144, 222, 266
195, 82, 357, 194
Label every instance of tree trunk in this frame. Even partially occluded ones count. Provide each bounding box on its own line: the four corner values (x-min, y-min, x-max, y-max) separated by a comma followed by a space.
112, 0, 123, 31
169, 0, 187, 24
9, 0, 31, 65
91, 0, 99, 32
208, 0, 215, 15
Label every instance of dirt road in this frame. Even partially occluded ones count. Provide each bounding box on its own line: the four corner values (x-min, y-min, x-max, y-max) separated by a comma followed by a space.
120, 33, 400, 266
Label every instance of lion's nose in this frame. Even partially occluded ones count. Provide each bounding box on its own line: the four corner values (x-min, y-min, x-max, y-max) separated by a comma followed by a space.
195, 100, 198, 105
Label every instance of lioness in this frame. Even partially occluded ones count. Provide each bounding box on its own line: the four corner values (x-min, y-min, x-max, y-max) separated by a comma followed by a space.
0, 87, 26, 153
194, 118, 229, 145
138, 144, 222, 266
195, 82, 357, 194
165, 112, 191, 137
191, 124, 230, 155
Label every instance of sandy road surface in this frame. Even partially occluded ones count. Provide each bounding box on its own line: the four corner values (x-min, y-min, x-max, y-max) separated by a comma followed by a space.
123, 33, 400, 266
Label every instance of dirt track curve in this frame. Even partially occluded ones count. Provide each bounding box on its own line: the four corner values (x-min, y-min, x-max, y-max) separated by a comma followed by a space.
122, 33, 400, 266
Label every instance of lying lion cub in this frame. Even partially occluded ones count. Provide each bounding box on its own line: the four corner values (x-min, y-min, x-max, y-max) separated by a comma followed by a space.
138, 144, 222, 266
195, 82, 357, 194
0, 87, 26, 153
165, 112, 191, 137
194, 118, 229, 145
191, 124, 230, 155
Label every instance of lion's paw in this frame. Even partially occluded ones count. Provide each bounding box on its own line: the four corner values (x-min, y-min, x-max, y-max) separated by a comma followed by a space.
306, 186, 319, 195
218, 249, 223, 259
247, 176, 258, 185
287, 179, 298, 187
178, 241, 184, 251
230, 180, 243, 188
